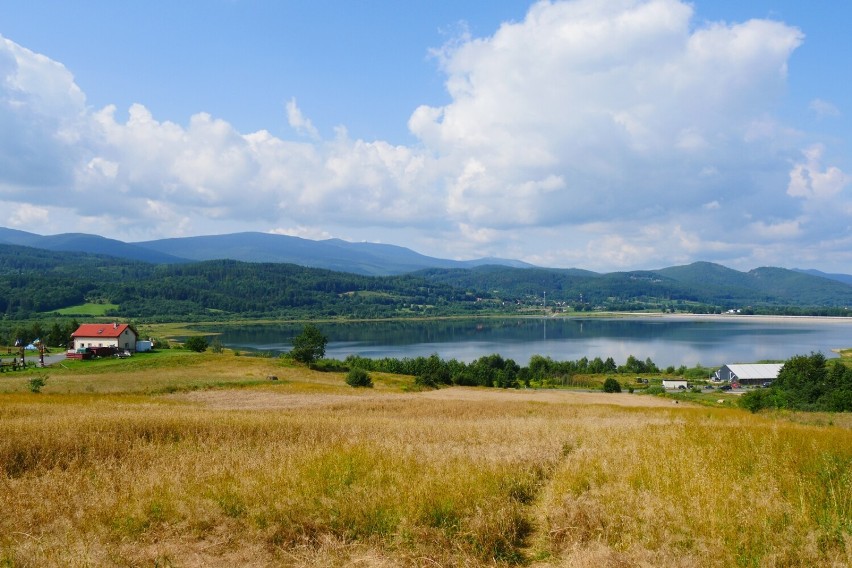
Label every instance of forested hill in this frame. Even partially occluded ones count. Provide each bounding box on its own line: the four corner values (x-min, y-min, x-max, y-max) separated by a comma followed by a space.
416, 262, 852, 310
2, 244, 852, 320
0, 244, 482, 320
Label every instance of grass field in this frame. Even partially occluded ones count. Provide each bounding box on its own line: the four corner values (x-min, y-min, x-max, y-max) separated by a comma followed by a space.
1, 351, 850, 567
50, 302, 120, 316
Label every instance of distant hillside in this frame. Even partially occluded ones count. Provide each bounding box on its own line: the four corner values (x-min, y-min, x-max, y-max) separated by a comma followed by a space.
0, 243, 850, 320
419, 262, 852, 309
1, 227, 851, 319
133, 232, 533, 276
0, 227, 187, 264
0, 227, 535, 275
794, 268, 852, 286
0, 243, 485, 319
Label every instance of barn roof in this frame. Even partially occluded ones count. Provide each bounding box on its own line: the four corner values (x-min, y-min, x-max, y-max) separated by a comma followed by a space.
71, 323, 135, 339
724, 363, 783, 380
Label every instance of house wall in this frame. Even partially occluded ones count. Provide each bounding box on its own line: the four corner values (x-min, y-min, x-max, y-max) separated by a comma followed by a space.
74, 337, 119, 350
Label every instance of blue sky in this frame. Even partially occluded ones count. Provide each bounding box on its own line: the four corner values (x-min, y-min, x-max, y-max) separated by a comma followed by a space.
1, 0, 850, 272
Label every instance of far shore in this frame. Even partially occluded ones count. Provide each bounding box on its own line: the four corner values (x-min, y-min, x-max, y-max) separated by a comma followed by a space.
633, 312, 852, 325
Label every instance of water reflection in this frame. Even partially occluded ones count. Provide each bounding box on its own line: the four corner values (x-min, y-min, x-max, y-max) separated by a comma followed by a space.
204, 317, 852, 367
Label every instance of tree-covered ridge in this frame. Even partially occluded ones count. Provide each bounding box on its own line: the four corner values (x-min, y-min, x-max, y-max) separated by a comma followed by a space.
0, 245, 488, 320
2, 243, 852, 321
417, 263, 852, 309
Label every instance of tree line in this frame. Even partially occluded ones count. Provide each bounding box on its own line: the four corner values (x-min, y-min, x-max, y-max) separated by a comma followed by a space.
741, 352, 852, 412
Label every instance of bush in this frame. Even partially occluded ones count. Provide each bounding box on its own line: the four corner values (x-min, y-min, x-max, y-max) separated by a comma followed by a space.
602, 377, 622, 393
646, 385, 665, 395
28, 374, 47, 393
415, 373, 439, 389
345, 367, 373, 388
184, 336, 209, 352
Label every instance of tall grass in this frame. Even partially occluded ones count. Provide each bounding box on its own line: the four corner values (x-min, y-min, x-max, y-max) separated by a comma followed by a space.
536, 408, 851, 567
0, 384, 849, 566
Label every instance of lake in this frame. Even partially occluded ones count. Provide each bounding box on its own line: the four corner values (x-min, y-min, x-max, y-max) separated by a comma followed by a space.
205, 316, 852, 368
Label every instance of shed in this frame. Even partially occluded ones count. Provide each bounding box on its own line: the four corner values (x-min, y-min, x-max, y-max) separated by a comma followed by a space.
714, 363, 783, 386
662, 378, 688, 390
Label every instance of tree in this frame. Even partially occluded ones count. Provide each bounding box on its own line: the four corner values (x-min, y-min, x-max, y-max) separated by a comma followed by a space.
602, 377, 622, 393
346, 367, 373, 388
184, 336, 209, 352
291, 324, 327, 366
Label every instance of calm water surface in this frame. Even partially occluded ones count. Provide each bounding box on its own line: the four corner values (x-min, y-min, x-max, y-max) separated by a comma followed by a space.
207, 317, 852, 367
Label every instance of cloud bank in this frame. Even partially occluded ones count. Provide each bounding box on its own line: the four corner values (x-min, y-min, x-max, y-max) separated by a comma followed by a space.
1, 0, 849, 271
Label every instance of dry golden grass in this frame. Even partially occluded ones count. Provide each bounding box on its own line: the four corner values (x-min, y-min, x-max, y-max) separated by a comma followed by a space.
1, 353, 849, 567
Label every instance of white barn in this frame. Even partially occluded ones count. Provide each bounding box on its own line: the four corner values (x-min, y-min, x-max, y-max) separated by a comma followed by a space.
714, 363, 783, 386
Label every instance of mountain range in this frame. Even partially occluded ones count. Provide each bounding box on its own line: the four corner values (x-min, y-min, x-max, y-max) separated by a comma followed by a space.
1, 227, 852, 317
2, 226, 851, 286
0, 228, 852, 307
0, 227, 531, 276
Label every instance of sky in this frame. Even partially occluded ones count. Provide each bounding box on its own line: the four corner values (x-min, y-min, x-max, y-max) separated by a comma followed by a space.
0, 0, 850, 273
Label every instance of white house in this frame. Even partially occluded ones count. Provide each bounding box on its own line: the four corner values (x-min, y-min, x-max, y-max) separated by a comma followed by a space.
662, 378, 689, 389
714, 363, 783, 386
70, 323, 138, 352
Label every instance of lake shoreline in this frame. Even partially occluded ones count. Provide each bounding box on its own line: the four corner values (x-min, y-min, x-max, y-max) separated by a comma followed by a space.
617, 312, 852, 325
212, 314, 852, 366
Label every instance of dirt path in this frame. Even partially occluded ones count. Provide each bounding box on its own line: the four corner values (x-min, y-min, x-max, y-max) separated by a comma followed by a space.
169, 386, 686, 411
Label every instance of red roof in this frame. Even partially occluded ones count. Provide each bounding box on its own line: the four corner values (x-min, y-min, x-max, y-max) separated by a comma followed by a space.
71, 323, 135, 339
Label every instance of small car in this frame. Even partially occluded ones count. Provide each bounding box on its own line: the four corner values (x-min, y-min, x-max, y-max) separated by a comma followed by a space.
720, 384, 732, 391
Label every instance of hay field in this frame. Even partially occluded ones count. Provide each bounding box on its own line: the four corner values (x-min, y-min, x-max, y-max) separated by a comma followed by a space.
1, 353, 850, 567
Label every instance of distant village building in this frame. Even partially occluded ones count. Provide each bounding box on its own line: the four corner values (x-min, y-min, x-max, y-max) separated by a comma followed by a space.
70, 323, 138, 352
662, 378, 689, 390
714, 363, 783, 386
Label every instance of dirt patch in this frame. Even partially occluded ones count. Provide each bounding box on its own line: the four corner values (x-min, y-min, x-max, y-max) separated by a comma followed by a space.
420, 388, 684, 407
169, 387, 684, 411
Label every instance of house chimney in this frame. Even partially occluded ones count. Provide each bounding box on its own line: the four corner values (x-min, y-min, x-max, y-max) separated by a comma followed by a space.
113, 322, 118, 329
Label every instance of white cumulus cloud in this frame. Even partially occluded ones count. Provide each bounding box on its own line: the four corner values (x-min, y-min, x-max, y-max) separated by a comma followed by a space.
0, 1, 849, 272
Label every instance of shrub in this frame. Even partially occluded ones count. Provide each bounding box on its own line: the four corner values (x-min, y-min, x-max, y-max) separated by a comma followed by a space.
415, 373, 439, 389
346, 368, 373, 388
28, 374, 47, 393
602, 377, 622, 393
184, 336, 209, 352
645, 385, 665, 395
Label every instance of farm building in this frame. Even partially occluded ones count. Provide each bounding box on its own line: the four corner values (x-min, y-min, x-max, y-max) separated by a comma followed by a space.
662, 378, 689, 389
714, 363, 783, 386
70, 323, 138, 352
